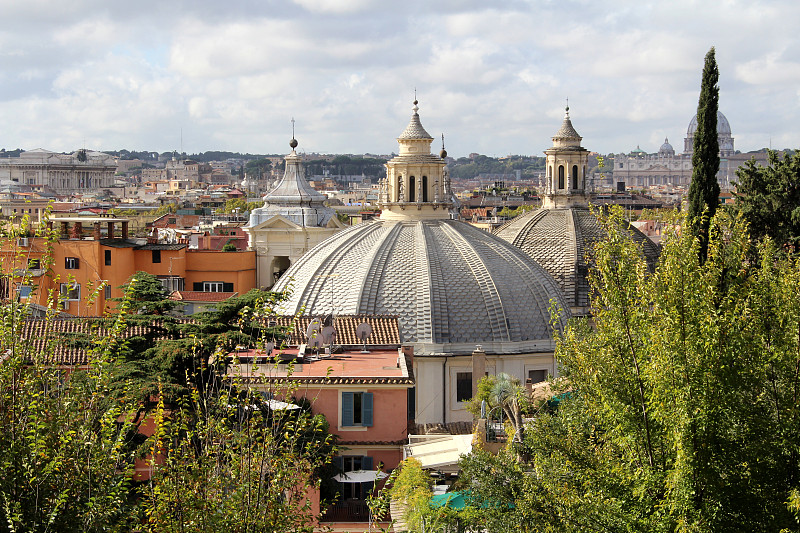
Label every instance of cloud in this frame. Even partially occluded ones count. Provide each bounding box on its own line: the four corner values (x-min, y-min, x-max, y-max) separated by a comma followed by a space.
0, 0, 799, 156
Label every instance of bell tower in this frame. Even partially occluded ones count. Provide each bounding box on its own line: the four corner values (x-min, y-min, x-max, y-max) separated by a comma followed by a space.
379, 100, 451, 221
543, 105, 590, 209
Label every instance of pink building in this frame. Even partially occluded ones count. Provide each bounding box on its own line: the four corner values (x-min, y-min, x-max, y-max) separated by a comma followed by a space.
228, 315, 411, 529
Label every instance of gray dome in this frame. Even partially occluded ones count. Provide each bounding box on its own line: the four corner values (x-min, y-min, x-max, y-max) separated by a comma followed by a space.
494, 207, 661, 314
687, 111, 731, 136
273, 219, 568, 355
659, 137, 675, 156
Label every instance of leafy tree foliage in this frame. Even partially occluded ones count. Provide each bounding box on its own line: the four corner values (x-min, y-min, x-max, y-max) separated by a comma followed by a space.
734, 149, 800, 253
0, 243, 335, 531
688, 47, 721, 262
450, 208, 800, 532
108, 275, 289, 408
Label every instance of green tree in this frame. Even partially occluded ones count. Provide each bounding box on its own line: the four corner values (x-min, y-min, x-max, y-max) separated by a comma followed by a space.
688, 47, 721, 262
734, 149, 800, 253
522, 208, 800, 531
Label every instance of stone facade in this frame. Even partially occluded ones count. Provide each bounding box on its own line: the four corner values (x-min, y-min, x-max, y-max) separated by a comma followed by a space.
0, 149, 117, 195
613, 111, 766, 190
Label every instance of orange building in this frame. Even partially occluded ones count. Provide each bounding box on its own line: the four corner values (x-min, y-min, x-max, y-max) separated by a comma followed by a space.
0, 216, 256, 314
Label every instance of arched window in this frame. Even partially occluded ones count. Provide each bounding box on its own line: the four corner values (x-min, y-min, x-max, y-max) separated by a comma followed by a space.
409, 176, 416, 202
572, 165, 579, 189
397, 175, 403, 201
422, 176, 428, 202
558, 166, 565, 189
583, 166, 586, 188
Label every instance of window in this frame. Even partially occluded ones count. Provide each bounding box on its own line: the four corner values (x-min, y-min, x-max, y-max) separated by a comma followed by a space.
409, 176, 415, 202
159, 276, 185, 292
17, 284, 33, 299
422, 176, 428, 202
341, 391, 373, 427
202, 281, 223, 292
104, 284, 111, 300
64, 257, 80, 269
102, 249, 111, 266
60, 283, 80, 301
456, 372, 473, 403
152, 250, 161, 263
27, 258, 40, 270
558, 166, 565, 189
572, 165, 579, 189
168, 217, 177, 224
528, 369, 548, 384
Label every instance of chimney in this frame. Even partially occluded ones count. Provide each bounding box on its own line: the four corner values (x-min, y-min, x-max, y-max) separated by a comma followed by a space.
121, 221, 129, 240
93, 222, 101, 240
471, 345, 486, 399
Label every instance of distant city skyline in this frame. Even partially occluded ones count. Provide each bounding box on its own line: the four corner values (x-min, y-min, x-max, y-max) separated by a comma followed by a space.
1, 1, 798, 158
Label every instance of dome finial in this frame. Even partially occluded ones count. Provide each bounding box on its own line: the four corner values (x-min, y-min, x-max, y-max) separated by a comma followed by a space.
290, 117, 298, 149
440, 133, 447, 159
565, 97, 570, 115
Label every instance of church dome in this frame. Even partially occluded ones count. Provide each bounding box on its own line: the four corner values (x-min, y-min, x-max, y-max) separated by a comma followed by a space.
493, 207, 660, 315
245, 138, 337, 228
687, 111, 731, 136
273, 218, 567, 355
658, 137, 675, 156
273, 101, 568, 355
684, 110, 734, 155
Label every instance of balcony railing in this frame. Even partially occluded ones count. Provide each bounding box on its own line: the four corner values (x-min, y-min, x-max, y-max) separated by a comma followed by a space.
321, 500, 370, 523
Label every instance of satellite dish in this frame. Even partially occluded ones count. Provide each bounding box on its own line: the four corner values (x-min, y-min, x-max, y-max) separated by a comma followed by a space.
356, 322, 373, 353
321, 325, 337, 344
306, 319, 321, 340
307, 336, 324, 349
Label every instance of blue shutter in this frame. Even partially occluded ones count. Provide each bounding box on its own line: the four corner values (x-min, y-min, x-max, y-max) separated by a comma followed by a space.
362, 392, 373, 427
342, 392, 354, 426
333, 455, 344, 473
360, 456, 375, 499
361, 456, 373, 470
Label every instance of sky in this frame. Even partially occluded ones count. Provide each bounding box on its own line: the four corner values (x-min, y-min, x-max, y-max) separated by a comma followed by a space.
1, 0, 799, 159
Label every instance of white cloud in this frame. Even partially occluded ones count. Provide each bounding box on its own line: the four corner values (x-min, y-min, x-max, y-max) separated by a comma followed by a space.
0, 0, 799, 156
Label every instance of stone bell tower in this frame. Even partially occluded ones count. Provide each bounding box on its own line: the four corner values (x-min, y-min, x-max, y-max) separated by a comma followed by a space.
542, 106, 590, 209
379, 100, 452, 221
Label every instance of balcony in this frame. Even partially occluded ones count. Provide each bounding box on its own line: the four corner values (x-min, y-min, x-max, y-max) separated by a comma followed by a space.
321, 500, 370, 523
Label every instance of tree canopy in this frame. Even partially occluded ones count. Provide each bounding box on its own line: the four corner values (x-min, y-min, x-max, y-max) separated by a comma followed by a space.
734, 149, 800, 254
440, 208, 800, 532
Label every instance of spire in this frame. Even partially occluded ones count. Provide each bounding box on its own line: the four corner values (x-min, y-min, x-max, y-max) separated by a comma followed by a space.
398, 99, 433, 140
440, 133, 447, 159
553, 105, 581, 140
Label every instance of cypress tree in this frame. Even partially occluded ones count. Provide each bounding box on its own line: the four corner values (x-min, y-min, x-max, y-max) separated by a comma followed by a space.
688, 47, 721, 262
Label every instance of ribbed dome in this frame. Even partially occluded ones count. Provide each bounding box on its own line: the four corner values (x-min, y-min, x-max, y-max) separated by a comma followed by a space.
494, 207, 660, 315
273, 219, 568, 355
687, 111, 731, 136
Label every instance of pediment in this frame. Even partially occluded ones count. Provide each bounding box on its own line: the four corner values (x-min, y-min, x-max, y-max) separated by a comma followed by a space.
248, 214, 302, 231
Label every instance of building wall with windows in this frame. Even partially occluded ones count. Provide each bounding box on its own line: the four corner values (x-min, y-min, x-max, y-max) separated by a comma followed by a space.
0, 217, 256, 315
0, 149, 117, 195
